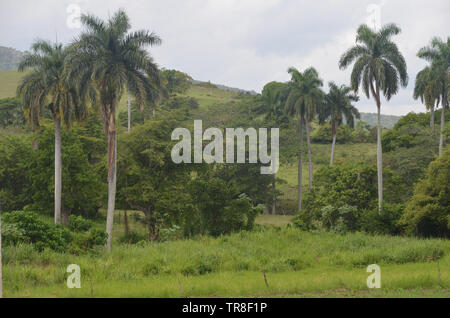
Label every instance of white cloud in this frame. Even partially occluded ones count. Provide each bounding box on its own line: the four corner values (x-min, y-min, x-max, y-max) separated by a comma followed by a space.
0, 0, 448, 115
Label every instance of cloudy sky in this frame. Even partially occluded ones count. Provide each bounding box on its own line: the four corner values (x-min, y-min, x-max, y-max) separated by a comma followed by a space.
1, 0, 448, 115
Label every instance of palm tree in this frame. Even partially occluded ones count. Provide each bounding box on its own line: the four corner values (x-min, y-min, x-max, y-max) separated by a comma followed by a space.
17, 40, 88, 224
414, 66, 441, 132
417, 37, 450, 157
65, 9, 162, 250
285, 67, 324, 211
320, 82, 360, 166
339, 23, 408, 212
261, 82, 288, 214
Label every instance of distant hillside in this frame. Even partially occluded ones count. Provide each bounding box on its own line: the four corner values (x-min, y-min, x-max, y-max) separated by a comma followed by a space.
192, 79, 258, 96
358, 113, 401, 129
0, 46, 24, 71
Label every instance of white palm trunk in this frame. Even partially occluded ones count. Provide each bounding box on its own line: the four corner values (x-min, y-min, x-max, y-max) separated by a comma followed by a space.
330, 133, 337, 167
430, 105, 435, 132
105, 121, 117, 251
439, 104, 445, 157
297, 118, 303, 212
54, 117, 62, 224
127, 91, 131, 133
376, 104, 383, 212
305, 120, 313, 189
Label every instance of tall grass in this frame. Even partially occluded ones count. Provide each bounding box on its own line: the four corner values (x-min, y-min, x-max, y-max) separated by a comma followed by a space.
3, 227, 449, 297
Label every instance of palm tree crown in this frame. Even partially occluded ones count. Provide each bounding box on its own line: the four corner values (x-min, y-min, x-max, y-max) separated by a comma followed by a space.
17, 41, 86, 127
339, 23, 408, 102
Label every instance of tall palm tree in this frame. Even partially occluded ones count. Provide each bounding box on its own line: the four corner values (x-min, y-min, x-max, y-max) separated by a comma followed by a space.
339, 23, 408, 212
261, 82, 288, 214
414, 66, 441, 132
17, 40, 87, 224
418, 37, 450, 157
320, 82, 360, 166
65, 9, 162, 250
285, 67, 324, 211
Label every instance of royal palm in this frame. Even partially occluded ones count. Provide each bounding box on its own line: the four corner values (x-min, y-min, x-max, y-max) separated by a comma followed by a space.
285, 67, 324, 211
320, 82, 360, 166
417, 37, 450, 156
339, 23, 408, 211
65, 9, 162, 250
17, 41, 87, 224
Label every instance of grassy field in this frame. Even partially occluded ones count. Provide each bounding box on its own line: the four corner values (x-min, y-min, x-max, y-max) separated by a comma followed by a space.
2, 223, 449, 298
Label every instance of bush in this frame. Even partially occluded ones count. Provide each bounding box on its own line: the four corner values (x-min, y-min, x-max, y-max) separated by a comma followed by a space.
359, 203, 404, 235
399, 150, 450, 238
118, 231, 148, 244
2, 210, 107, 253
2, 211, 71, 252
67, 215, 93, 232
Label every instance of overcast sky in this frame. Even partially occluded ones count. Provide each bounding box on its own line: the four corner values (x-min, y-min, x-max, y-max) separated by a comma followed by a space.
1, 0, 448, 115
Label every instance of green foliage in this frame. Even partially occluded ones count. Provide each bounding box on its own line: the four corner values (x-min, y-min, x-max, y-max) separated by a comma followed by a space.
67, 215, 93, 232
297, 164, 405, 232
188, 179, 261, 237
359, 203, 405, 235
400, 150, 450, 238
0, 133, 33, 211
162, 96, 199, 110
2, 211, 71, 252
0, 97, 26, 128
29, 121, 105, 217
311, 123, 355, 143
162, 69, 192, 94
118, 101, 146, 128
2, 211, 107, 253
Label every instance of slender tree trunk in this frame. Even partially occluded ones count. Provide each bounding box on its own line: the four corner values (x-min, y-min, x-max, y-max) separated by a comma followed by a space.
271, 174, 276, 215
297, 117, 303, 212
330, 122, 337, 167
54, 117, 62, 224
430, 105, 435, 133
105, 111, 117, 251
305, 119, 313, 189
439, 103, 446, 157
127, 91, 131, 133
376, 102, 383, 213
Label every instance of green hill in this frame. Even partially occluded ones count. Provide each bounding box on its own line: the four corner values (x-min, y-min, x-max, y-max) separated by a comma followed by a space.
0, 46, 24, 71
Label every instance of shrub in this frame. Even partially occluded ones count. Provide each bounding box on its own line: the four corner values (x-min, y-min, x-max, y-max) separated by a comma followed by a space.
359, 203, 405, 235
67, 215, 93, 232
118, 231, 148, 244
399, 150, 450, 238
2, 211, 71, 252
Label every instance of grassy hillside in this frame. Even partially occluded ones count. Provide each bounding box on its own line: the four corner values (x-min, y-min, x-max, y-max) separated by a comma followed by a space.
0, 70, 25, 98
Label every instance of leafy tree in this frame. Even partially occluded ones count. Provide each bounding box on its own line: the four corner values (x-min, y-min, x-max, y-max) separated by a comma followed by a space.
400, 149, 450, 238
417, 37, 450, 157
65, 9, 163, 250
339, 23, 408, 212
0, 134, 33, 211
17, 40, 89, 224
0, 98, 26, 128
116, 112, 191, 241
162, 69, 193, 94
319, 82, 360, 166
285, 67, 324, 211
29, 122, 105, 221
